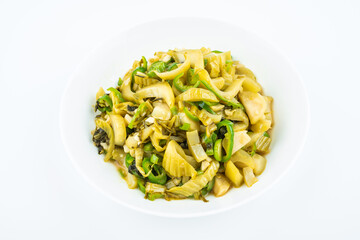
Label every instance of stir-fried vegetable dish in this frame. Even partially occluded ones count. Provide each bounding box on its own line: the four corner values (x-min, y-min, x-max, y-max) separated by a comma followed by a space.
92, 48, 273, 201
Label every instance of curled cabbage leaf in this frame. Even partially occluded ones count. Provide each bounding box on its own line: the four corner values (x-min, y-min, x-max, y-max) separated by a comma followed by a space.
178, 111, 200, 131
150, 125, 169, 152
174, 49, 204, 69
109, 114, 126, 146
95, 119, 114, 162
230, 149, 255, 169
135, 82, 175, 108
167, 161, 219, 197
211, 77, 225, 90
239, 91, 266, 124
154, 55, 191, 80
162, 140, 197, 178
152, 102, 171, 120
176, 88, 219, 103
224, 108, 249, 127
198, 69, 243, 100
204, 53, 221, 78
120, 77, 137, 102
135, 148, 151, 177
113, 102, 136, 116
225, 160, 243, 187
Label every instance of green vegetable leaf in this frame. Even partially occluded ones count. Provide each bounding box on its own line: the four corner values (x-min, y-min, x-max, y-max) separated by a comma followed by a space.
179, 123, 190, 131
118, 77, 123, 86
147, 61, 167, 78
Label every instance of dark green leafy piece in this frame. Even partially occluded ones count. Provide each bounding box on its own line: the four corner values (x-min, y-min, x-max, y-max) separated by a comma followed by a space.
250, 142, 257, 156
199, 78, 244, 110
214, 120, 234, 162
147, 193, 164, 201
128, 102, 147, 129
196, 101, 216, 114
131, 66, 146, 81
202, 132, 217, 156
144, 142, 154, 152
107, 87, 125, 103
170, 106, 178, 115
150, 154, 159, 164
95, 94, 113, 112
173, 72, 200, 92
125, 153, 135, 168
179, 123, 190, 131
147, 61, 167, 78
142, 158, 167, 185
166, 62, 178, 71
118, 77, 123, 86
225, 60, 233, 73
137, 178, 146, 194
183, 107, 199, 121
204, 59, 208, 67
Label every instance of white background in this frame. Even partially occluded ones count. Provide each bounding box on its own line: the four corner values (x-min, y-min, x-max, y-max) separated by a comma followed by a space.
1, 0, 359, 239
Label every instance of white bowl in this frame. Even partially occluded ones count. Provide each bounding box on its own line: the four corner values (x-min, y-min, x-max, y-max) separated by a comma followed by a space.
60, 18, 310, 218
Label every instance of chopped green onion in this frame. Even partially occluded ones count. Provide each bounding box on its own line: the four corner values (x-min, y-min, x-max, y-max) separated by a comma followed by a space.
173, 72, 200, 92
166, 62, 178, 71
131, 66, 146, 82
125, 153, 135, 168
142, 158, 167, 185
141, 56, 147, 70
201, 177, 215, 196
144, 142, 154, 152
95, 94, 113, 112
137, 178, 146, 194
147, 61, 166, 78
263, 132, 270, 137
225, 60, 233, 73
159, 139, 167, 146
165, 57, 174, 65
118, 77, 123, 86
187, 68, 200, 85
212, 50, 223, 53
197, 101, 216, 114
126, 127, 134, 135
213, 139, 223, 162
203, 101, 218, 106
215, 120, 234, 162
118, 168, 126, 178
150, 154, 159, 164
199, 78, 244, 110
107, 87, 125, 103
183, 107, 199, 121
179, 123, 190, 131
202, 132, 217, 156
204, 59, 208, 67
197, 170, 204, 175
147, 193, 164, 201
170, 106, 178, 115
128, 102, 147, 129
250, 142, 257, 156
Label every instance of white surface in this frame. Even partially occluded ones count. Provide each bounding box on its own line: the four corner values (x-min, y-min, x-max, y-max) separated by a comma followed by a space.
0, 0, 359, 238
60, 17, 309, 217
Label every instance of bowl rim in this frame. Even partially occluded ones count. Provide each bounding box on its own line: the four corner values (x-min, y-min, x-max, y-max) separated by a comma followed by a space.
59, 17, 311, 218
